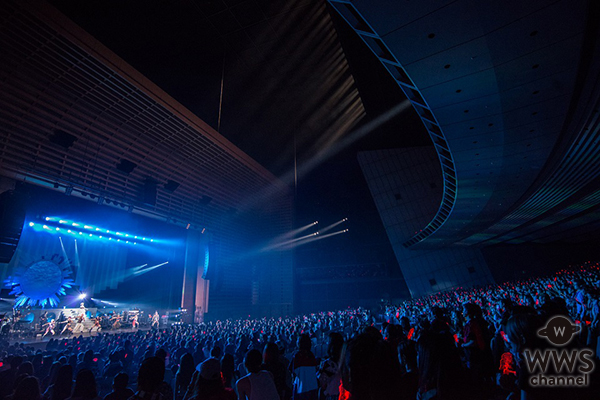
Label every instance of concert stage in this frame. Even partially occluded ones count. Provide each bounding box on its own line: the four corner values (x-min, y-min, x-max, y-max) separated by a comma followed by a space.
2, 306, 160, 338
10, 326, 153, 346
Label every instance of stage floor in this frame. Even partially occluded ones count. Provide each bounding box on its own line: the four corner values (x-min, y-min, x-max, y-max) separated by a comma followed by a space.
4, 327, 152, 345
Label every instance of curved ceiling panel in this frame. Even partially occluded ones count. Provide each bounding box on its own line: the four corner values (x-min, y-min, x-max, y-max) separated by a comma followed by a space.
330, 0, 595, 248
329, 1, 459, 247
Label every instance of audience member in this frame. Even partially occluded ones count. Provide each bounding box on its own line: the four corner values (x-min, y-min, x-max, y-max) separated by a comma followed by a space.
236, 350, 278, 400
102, 373, 133, 400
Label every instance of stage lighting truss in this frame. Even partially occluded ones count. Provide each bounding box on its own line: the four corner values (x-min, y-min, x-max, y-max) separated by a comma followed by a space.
28, 216, 156, 245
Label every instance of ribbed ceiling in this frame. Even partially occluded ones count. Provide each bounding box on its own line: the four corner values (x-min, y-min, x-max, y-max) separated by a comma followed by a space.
0, 0, 285, 227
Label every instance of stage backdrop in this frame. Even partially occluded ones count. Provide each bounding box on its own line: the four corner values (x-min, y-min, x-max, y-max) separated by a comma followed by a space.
1, 187, 186, 309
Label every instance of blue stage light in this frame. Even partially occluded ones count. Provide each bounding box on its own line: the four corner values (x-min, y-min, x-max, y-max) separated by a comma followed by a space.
35, 217, 156, 246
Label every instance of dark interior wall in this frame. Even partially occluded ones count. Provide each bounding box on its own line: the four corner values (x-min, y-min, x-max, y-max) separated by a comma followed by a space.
297, 277, 407, 314
481, 241, 600, 283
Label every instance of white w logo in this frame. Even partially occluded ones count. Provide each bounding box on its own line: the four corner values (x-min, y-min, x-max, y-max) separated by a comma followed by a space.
554, 326, 566, 337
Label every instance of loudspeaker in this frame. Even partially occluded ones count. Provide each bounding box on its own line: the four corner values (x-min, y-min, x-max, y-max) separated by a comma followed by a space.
140, 178, 157, 206
49, 129, 77, 148
164, 180, 180, 192
0, 189, 27, 263
116, 159, 137, 174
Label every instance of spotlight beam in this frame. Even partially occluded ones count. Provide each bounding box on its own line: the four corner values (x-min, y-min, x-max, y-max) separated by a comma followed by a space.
133, 261, 169, 275
317, 218, 348, 235
239, 100, 412, 212
278, 229, 348, 250
268, 221, 318, 244
132, 263, 149, 271
262, 232, 319, 251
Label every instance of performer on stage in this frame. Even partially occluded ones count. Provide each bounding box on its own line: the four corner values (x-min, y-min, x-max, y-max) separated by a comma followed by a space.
38, 311, 48, 330
42, 319, 55, 337
56, 316, 67, 330
57, 311, 66, 324
13, 308, 22, 323
90, 316, 102, 334
111, 313, 122, 330
0, 314, 11, 336
131, 314, 139, 330
60, 317, 73, 335
151, 311, 159, 330
73, 313, 85, 334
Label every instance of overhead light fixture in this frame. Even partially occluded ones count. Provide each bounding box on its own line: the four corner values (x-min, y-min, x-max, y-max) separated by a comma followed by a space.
164, 180, 180, 192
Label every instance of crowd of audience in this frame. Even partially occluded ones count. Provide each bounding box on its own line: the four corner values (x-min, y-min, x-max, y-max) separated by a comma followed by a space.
1, 262, 600, 400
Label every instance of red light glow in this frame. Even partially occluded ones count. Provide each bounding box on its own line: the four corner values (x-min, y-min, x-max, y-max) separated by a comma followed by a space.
500, 352, 517, 376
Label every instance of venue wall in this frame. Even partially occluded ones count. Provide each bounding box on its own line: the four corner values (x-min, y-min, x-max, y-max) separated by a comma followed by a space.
358, 148, 495, 297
